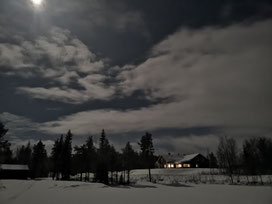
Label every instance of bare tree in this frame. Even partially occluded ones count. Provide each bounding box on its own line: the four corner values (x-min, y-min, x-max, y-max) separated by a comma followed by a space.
217, 136, 238, 183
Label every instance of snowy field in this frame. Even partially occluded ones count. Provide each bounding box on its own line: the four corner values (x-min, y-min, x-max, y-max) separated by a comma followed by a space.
1, 169, 272, 204
1, 178, 272, 204
130, 168, 272, 185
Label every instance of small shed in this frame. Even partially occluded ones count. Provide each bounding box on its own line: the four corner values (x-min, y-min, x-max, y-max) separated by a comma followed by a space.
0, 164, 29, 179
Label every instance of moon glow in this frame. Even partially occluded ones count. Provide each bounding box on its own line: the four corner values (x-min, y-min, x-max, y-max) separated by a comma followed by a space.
31, 0, 43, 6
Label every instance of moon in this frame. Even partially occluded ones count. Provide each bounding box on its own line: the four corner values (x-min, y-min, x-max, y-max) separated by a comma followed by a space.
31, 0, 43, 6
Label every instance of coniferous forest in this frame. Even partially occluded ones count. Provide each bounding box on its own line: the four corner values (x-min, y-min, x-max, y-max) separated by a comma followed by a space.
1, 122, 272, 185
0, 122, 157, 184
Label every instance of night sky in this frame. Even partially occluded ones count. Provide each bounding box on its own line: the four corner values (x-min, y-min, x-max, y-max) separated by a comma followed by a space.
0, 0, 272, 154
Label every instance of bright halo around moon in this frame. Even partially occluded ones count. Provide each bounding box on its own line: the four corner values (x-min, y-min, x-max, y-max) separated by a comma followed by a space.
31, 0, 43, 6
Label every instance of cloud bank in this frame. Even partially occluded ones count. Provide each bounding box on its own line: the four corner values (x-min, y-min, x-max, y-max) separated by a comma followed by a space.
39, 20, 272, 136
1, 18, 271, 153
0, 27, 115, 104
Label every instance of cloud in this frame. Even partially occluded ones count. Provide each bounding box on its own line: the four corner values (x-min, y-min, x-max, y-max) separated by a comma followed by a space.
0, 0, 147, 36
45, 0, 147, 34
41, 107, 172, 135
38, 20, 272, 140
10, 27, 104, 76
1, 13, 272, 153
2, 110, 270, 155
17, 87, 88, 104
153, 134, 220, 154
0, 112, 94, 153
118, 19, 272, 128
0, 27, 104, 76
0, 26, 116, 103
17, 76, 115, 104
0, 112, 40, 140
4, 19, 270, 136
0, 44, 29, 69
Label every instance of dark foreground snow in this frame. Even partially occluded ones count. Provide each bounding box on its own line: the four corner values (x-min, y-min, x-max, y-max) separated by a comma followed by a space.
0, 179, 271, 204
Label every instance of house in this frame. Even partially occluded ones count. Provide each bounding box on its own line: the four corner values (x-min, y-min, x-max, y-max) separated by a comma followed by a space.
156, 153, 209, 168
0, 164, 29, 179
155, 153, 182, 168
175, 153, 209, 168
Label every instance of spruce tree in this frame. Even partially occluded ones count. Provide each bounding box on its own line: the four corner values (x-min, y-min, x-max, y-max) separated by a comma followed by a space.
74, 144, 87, 181
207, 152, 218, 168
0, 122, 12, 164
31, 140, 48, 178
138, 132, 155, 182
85, 136, 96, 181
51, 135, 64, 180
62, 130, 72, 180
16, 142, 32, 165
95, 129, 110, 184
109, 145, 118, 184
122, 142, 137, 184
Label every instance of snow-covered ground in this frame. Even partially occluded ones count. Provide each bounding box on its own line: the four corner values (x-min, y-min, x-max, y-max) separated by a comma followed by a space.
130, 168, 272, 185
131, 168, 213, 175
1, 178, 272, 204
1, 169, 272, 204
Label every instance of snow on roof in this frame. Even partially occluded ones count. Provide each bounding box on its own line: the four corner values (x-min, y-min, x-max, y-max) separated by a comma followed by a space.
0, 164, 29, 170
161, 153, 201, 163
161, 154, 183, 163
177, 153, 200, 163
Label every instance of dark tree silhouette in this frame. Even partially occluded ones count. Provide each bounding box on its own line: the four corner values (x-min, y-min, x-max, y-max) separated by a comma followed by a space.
95, 129, 111, 184
243, 138, 259, 176
0, 122, 12, 164
217, 136, 238, 183
85, 136, 96, 181
62, 130, 73, 180
138, 132, 155, 182
31, 140, 48, 178
51, 135, 64, 180
122, 142, 137, 184
242, 137, 272, 184
99, 129, 109, 151
207, 152, 218, 168
15, 142, 32, 165
257, 137, 272, 174
74, 144, 87, 181
108, 145, 118, 184
73, 136, 97, 181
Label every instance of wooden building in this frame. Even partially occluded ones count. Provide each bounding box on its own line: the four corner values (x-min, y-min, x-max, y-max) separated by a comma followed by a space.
156, 153, 209, 168
0, 164, 29, 179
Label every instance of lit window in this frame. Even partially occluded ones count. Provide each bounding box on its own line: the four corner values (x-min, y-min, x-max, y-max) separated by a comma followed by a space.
183, 164, 190, 168
170, 164, 174, 168
196, 164, 199, 168
177, 164, 182, 168
167, 164, 171, 168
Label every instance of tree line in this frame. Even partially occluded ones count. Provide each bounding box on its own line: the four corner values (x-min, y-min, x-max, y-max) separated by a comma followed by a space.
0, 122, 155, 184
1, 122, 272, 185
216, 136, 272, 184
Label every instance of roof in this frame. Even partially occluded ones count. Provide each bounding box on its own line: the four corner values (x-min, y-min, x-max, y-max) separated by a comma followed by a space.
160, 154, 183, 163
177, 153, 200, 163
160, 153, 203, 163
0, 164, 29, 170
